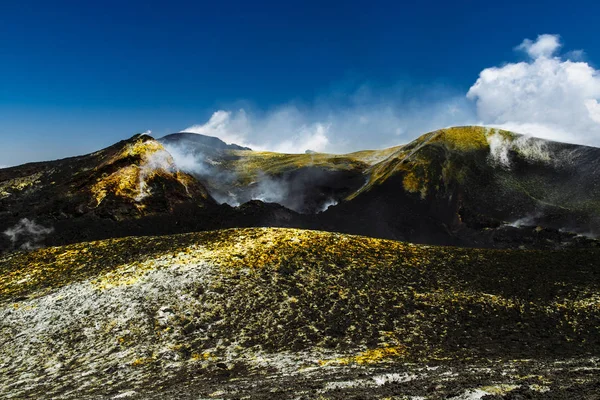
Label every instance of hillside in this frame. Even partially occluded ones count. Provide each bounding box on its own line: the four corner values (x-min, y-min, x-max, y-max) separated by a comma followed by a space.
1, 126, 599, 252
159, 126, 600, 248
0, 134, 218, 249
332, 126, 600, 245
1, 227, 599, 399
159, 131, 399, 213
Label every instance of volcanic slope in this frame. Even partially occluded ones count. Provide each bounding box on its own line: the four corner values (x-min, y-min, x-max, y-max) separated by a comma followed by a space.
324, 127, 600, 245
159, 131, 400, 213
160, 127, 600, 247
1, 228, 599, 399
2, 126, 600, 252
0, 133, 222, 250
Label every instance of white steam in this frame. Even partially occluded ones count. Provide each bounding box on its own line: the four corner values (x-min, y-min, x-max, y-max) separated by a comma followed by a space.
508, 213, 542, 228
318, 198, 338, 213
184, 109, 332, 153
486, 133, 553, 168
251, 175, 290, 205
161, 141, 242, 205
182, 88, 475, 154
486, 133, 512, 168
513, 136, 552, 163
4, 218, 53, 250
162, 140, 353, 213
161, 144, 206, 173
135, 149, 176, 201
185, 110, 252, 149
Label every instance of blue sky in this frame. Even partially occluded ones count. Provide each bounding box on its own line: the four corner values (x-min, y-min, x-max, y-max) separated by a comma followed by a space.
2, 0, 600, 165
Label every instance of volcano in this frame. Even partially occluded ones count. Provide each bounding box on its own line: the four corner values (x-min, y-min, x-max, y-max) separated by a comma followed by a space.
2, 126, 600, 398
2, 126, 598, 251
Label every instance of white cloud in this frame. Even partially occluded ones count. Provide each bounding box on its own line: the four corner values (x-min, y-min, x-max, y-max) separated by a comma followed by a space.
515, 34, 561, 58
468, 34, 600, 147
584, 99, 600, 123
180, 34, 600, 153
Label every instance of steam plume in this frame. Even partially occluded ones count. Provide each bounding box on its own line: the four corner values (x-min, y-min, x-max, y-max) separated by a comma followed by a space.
4, 218, 54, 250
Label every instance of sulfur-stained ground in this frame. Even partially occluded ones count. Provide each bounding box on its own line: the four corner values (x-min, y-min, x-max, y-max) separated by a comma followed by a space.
1, 228, 599, 399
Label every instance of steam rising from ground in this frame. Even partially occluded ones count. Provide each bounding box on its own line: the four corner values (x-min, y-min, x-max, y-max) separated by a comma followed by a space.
161, 141, 242, 205
251, 173, 292, 206
183, 88, 475, 154
487, 134, 512, 167
319, 198, 338, 213
185, 110, 331, 153
486, 132, 552, 168
508, 213, 542, 228
160, 144, 206, 174
4, 218, 53, 250
484, 130, 599, 239
135, 148, 175, 201
163, 140, 345, 213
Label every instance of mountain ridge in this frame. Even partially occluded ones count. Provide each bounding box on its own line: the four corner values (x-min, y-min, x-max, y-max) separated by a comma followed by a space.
1, 126, 599, 252
2, 128, 600, 398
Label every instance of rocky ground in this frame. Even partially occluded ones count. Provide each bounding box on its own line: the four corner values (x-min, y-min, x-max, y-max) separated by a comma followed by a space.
1, 228, 599, 399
